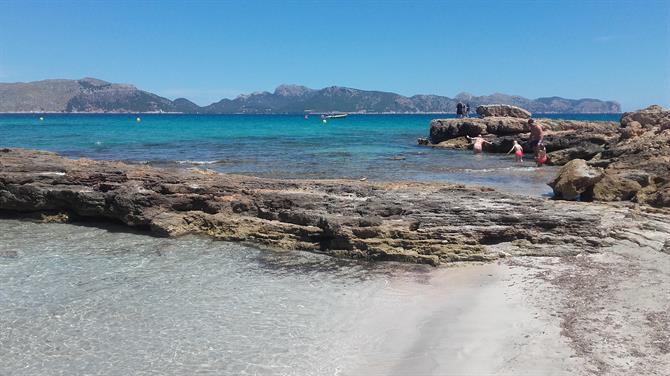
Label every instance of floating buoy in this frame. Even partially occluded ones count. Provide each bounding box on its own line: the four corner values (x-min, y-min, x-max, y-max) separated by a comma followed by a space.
39, 116, 44, 121
136, 117, 141, 123
322, 119, 327, 124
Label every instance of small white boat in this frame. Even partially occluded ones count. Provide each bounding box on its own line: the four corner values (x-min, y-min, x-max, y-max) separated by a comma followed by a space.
325, 113, 347, 119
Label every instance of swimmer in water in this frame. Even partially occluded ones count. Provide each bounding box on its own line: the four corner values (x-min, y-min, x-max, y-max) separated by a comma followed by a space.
466, 135, 491, 154
507, 140, 524, 162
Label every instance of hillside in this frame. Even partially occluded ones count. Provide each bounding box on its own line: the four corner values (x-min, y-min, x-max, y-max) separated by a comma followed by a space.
0, 78, 176, 113
203, 85, 620, 114
0, 78, 621, 114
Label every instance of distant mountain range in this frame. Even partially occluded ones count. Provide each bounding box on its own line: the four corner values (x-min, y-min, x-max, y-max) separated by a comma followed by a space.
0, 78, 621, 114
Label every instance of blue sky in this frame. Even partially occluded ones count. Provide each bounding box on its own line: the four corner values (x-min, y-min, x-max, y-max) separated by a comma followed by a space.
0, 0, 668, 110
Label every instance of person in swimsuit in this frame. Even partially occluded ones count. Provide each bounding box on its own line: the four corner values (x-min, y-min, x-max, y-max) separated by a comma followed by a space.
507, 140, 524, 162
466, 135, 491, 154
528, 118, 543, 156
535, 142, 548, 166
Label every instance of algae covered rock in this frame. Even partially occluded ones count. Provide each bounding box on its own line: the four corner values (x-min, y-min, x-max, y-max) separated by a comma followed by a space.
591, 174, 642, 201
434, 137, 471, 149
429, 119, 488, 142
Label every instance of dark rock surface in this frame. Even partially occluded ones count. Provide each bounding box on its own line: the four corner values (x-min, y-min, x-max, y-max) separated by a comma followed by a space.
546, 144, 604, 165
3, 148, 663, 265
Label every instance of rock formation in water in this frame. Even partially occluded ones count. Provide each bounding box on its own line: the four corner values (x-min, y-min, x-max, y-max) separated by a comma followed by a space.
3, 148, 668, 264
428, 115, 619, 162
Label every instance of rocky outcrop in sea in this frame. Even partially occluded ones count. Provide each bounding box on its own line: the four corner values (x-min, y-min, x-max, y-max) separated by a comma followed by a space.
427, 105, 620, 164
426, 105, 669, 207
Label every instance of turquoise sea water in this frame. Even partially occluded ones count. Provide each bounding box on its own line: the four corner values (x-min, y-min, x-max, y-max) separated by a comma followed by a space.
0, 113, 620, 196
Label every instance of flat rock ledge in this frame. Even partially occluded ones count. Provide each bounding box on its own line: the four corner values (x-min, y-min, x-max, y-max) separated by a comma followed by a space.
1, 149, 669, 265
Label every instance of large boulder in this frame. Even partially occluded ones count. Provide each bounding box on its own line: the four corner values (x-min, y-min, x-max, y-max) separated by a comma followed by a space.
476, 104, 531, 119
548, 159, 603, 200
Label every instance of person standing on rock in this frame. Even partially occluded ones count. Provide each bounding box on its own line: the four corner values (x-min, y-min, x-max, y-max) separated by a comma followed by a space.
465, 103, 471, 118
456, 102, 464, 118
528, 118, 544, 156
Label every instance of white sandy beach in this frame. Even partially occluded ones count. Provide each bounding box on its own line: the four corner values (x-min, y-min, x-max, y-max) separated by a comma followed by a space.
347, 241, 669, 376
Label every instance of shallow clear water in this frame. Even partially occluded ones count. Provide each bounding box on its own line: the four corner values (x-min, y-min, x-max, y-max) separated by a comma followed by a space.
0, 113, 619, 196
0, 219, 455, 376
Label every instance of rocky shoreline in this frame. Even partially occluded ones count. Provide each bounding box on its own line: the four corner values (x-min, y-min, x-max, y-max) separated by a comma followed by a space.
424, 105, 670, 207
1, 148, 669, 265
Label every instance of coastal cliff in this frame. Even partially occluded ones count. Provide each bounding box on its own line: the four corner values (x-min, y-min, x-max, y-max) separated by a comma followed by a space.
1, 148, 668, 265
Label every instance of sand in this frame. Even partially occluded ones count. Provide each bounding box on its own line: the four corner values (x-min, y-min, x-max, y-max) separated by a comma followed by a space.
347, 241, 669, 375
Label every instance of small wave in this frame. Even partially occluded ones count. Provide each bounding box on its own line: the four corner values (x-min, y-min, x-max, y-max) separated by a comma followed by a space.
460, 166, 547, 173
176, 160, 221, 165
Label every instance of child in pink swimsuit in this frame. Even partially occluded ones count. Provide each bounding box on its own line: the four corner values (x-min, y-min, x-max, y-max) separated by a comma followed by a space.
507, 140, 524, 162
536, 143, 548, 166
